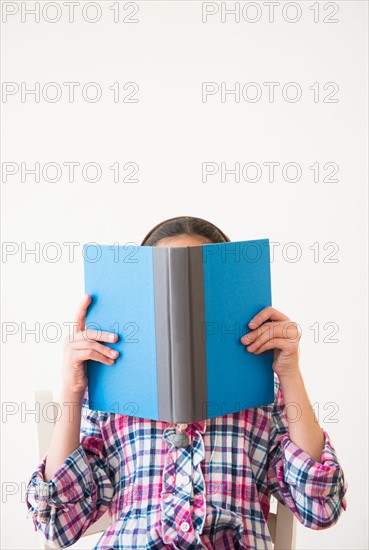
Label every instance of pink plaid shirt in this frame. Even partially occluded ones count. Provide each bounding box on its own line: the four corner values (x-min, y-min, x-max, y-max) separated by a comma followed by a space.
26, 374, 347, 549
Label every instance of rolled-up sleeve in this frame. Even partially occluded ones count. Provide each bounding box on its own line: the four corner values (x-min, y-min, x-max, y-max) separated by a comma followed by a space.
25, 395, 115, 548
267, 376, 348, 530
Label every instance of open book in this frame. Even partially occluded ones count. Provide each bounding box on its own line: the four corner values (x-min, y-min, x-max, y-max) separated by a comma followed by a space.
83, 239, 274, 423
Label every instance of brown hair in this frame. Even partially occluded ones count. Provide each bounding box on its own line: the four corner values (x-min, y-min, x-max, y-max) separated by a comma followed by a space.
140, 215, 231, 246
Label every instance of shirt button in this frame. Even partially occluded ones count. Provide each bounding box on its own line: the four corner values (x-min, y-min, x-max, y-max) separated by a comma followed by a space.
169, 433, 189, 448
180, 520, 190, 532
179, 475, 190, 486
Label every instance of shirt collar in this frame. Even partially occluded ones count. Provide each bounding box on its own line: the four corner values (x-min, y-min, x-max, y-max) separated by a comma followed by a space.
192, 420, 207, 434
164, 419, 207, 434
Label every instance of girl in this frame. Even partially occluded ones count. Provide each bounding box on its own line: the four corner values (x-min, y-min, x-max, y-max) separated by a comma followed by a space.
26, 216, 347, 549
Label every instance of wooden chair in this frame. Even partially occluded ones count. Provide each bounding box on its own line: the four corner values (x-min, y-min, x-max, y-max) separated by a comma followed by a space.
35, 390, 296, 549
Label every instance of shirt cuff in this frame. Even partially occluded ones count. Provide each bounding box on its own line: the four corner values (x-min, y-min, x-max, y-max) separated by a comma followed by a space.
280, 428, 347, 508
26, 446, 94, 524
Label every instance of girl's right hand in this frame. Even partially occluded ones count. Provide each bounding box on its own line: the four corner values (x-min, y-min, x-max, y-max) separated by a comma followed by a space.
62, 294, 119, 397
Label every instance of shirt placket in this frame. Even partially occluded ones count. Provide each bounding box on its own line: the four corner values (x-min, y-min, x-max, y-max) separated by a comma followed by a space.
161, 422, 207, 549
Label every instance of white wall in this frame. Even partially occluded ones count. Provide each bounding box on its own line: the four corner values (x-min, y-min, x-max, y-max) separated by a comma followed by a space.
1, 1, 367, 548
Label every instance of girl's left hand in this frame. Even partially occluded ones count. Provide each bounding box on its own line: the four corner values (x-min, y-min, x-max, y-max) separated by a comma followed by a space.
240, 306, 301, 379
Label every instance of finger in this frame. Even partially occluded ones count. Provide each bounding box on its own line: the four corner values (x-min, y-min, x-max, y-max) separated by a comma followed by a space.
72, 339, 119, 360
244, 322, 301, 351
250, 337, 290, 354
74, 330, 118, 344
245, 325, 284, 351
248, 306, 290, 328
74, 348, 116, 366
74, 294, 92, 334
241, 322, 278, 345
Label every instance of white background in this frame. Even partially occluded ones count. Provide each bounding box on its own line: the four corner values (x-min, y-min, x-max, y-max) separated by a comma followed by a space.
1, 1, 368, 548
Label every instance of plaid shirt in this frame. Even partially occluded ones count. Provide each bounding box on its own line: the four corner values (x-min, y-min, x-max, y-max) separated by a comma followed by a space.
26, 374, 347, 549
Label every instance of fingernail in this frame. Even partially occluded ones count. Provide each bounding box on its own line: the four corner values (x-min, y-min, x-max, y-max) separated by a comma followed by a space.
109, 334, 116, 342
110, 350, 119, 357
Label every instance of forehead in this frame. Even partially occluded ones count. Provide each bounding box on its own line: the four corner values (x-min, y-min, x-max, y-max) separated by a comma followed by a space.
156, 235, 212, 247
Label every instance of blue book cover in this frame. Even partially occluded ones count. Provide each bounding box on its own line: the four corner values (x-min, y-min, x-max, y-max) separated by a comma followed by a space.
83, 239, 274, 422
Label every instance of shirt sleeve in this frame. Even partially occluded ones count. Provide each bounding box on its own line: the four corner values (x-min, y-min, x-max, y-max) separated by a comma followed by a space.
25, 390, 115, 548
267, 374, 348, 530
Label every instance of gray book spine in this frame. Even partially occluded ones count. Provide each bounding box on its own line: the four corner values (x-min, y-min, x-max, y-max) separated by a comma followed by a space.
153, 246, 207, 423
